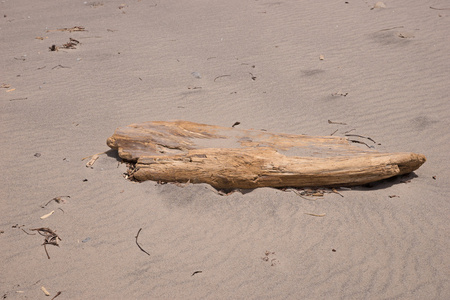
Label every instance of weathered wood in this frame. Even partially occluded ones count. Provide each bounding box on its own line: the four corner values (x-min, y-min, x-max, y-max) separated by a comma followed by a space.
107, 120, 426, 189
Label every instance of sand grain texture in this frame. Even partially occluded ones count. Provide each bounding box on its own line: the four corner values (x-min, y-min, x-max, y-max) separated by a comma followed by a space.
1, 0, 449, 299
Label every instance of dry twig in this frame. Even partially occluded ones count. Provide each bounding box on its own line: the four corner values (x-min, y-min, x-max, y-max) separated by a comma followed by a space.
304, 213, 326, 217
9, 97, 28, 101
40, 211, 54, 219
46, 26, 86, 32
430, 6, 450, 10
51, 291, 62, 300
135, 228, 150, 256
328, 120, 347, 125
349, 140, 371, 148
52, 65, 70, 69
345, 134, 376, 143
332, 188, 344, 197
62, 38, 80, 49
41, 286, 50, 296
82, 151, 108, 167
21, 228, 36, 235
214, 75, 231, 82
43, 196, 70, 207
378, 26, 404, 31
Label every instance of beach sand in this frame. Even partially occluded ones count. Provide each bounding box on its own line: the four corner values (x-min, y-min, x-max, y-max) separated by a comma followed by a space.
1, 0, 449, 298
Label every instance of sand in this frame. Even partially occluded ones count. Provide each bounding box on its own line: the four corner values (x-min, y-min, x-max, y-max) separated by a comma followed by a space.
1, 0, 449, 299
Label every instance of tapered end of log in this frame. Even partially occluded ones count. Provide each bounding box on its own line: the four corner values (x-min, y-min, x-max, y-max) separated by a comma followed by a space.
393, 152, 426, 174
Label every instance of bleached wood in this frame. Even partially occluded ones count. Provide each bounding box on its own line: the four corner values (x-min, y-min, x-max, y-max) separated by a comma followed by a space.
107, 121, 426, 189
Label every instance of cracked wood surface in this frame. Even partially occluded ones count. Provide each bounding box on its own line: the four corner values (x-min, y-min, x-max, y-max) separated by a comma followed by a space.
107, 121, 426, 189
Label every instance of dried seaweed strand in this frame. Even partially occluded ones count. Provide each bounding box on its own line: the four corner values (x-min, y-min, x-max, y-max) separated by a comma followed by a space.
214, 75, 231, 82
43, 244, 51, 259
51, 291, 62, 300
430, 6, 450, 10
30, 227, 61, 259
328, 120, 347, 125
135, 228, 150, 256
345, 134, 376, 143
21, 228, 36, 235
349, 140, 371, 148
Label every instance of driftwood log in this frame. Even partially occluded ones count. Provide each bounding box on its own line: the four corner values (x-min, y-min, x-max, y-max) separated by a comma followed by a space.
106, 121, 426, 189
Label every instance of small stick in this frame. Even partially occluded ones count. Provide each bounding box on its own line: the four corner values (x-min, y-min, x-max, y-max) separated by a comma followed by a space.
43, 244, 51, 259
40, 210, 55, 219
332, 188, 344, 197
52, 65, 70, 69
9, 97, 28, 101
378, 26, 404, 31
135, 228, 150, 256
328, 120, 347, 125
44, 196, 70, 207
51, 292, 62, 300
21, 228, 36, 235
43, 199, 53, 207
311, 192, 324, 197
430, 6, 450, 10
86, 154, 100, 167
344, 129, 355, 134
349, 140, 371, 148
345, 134, 376, 143
46, 26, 86, 32
82, 151, 108, 161
330, 129, 338, 136
214, 75, 231, 82
304, 213, 326, 217
191, 271, 202, 276
41, 286, 50, 296
331, 91, 348, 97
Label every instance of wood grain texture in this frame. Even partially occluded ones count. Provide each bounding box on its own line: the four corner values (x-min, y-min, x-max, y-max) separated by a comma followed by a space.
107, 121, 426, 188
